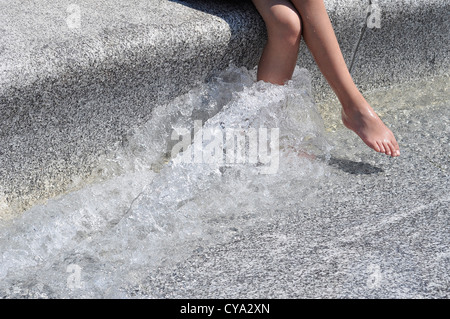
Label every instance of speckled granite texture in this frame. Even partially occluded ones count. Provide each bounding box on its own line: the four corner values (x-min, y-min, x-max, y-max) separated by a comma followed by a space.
0, 0, 266, 216
0, 0, 449, 216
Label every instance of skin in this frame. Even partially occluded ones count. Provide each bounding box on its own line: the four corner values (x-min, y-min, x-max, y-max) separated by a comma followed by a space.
252, 0, 400, 157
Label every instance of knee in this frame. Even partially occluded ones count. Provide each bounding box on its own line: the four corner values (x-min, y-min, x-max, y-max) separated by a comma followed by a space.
265, 7, 302, 46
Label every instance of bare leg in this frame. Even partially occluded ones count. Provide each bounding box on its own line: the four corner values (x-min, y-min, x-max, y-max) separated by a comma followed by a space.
252, 0, 302, 85
252, 0, 400, 157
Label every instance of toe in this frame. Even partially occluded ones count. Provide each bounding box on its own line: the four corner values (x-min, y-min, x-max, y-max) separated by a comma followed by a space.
376, 141, 386, 154
393, 140, 400, 156
383, 141, 392, 156
392, 143, 400, 157
372, 141, 381, 153
389, 133, 400, 154
387, 141, 397, 157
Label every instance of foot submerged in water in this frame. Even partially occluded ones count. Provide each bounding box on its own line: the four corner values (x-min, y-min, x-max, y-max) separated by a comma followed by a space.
341, 101, 400, 157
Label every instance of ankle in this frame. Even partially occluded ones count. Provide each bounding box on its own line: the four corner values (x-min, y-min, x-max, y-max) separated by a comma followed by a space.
339, 93, 368, 114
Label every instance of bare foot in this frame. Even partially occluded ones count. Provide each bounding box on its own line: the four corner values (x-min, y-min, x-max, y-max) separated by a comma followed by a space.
341, 101, 400, 157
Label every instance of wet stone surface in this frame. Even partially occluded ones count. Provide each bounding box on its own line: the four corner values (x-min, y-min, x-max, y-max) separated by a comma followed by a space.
134, 99, 449, 299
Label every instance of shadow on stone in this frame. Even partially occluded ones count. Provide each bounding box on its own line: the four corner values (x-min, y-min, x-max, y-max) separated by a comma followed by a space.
326, 156, 384, 175
169, 0, 259, 23
168, 0, 266, 75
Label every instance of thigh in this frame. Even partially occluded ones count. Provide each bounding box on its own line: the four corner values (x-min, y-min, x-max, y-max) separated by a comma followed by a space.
252, 0, 301, 30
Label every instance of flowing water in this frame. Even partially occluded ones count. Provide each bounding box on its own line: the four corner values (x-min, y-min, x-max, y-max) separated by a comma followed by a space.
0, 65, 335, 298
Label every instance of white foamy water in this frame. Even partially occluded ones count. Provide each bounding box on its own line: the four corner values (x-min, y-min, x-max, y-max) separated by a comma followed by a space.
0, 66, 332, 298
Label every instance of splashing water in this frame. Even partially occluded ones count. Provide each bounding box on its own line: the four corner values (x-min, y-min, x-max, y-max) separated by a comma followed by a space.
0, 65, 331, 298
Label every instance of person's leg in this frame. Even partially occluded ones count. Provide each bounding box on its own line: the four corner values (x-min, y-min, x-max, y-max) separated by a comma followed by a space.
252, 0, 302, 85
290, 0, 400, 157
